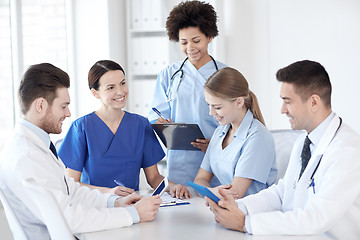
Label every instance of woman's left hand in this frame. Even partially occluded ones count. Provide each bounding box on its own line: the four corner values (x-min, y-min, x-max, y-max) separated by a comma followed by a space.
169, 183, 192, 199
191, 138, 210, 152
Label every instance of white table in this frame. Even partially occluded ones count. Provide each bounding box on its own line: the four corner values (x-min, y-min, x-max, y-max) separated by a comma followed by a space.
77, 195, 329, 240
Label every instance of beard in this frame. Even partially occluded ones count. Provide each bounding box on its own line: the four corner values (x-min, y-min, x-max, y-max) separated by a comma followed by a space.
40, 111, 62, 134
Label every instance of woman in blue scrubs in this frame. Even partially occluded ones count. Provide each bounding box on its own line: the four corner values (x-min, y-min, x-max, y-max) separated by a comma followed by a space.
194, 67, 277, 198
59, 60, 190, 198
148, 1, 226, 186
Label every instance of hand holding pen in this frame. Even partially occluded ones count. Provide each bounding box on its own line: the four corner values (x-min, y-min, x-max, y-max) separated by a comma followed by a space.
112, 180, 135, 197
152, 107, 172, 124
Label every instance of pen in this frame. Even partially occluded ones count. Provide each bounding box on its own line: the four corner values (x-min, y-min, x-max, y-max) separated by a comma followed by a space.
311, 181, 315, 194
308, 179, 315, 194
113, 180, 124, 187
152, 107, 166, 120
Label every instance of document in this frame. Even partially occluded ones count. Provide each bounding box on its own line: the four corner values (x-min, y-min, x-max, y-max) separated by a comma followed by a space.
151, 123, 205, 151
160, 192, 190, 207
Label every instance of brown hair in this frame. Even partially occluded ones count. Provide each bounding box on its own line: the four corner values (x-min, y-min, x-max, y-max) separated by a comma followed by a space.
88, 60, 125, 90
205, 67, 265, 125
166, 0, 218, 42
276, 60, 332, 107
18, 63, 70, 114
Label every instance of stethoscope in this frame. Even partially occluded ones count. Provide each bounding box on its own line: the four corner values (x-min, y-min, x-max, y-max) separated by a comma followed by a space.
293, 116, 342, 192
306, 117, 342, 193
166, 55, 218, 102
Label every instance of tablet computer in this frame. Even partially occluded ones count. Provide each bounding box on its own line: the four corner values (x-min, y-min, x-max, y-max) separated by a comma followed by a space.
151, 123, 204, 151
152, 177, 168, 196
187, 181, 220, 204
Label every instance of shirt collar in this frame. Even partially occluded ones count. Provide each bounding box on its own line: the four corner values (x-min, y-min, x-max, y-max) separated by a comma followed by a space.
19, 119, 51, 148
219, 110, 254, 139
308, 111, 335, 152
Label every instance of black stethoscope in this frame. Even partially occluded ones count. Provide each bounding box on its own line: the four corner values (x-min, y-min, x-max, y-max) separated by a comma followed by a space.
166, 55, 218, 102
307, 117, 343, 193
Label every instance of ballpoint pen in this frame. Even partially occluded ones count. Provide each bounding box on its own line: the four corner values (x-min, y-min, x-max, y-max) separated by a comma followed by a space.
152, 107, 166, 120
113, 180, 124, 187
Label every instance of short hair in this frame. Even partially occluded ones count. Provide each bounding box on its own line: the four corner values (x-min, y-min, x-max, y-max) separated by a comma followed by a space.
166, 0, 218, 42
88, 60, 125, 90
18, 63, 70, 115
276, 60, 332, 107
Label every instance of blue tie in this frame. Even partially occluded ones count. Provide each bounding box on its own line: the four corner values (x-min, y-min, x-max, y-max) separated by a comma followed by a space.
49, 141, 58, 159
299, 136, 311, 179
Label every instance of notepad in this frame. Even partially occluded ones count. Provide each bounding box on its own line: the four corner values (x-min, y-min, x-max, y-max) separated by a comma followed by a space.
151, 123, 204, 151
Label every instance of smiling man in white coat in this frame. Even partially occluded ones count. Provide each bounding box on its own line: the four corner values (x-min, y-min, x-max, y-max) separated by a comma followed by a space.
0, 63, 162, 239
206, 60, 360, 239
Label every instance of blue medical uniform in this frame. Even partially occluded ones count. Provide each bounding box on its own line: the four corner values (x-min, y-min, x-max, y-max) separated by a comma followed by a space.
148, 59, 226, 186
200, 110, 278, 196
58, 112, 165, 191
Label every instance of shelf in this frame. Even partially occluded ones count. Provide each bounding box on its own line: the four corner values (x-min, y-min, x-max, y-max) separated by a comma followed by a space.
130, 28, 166, 34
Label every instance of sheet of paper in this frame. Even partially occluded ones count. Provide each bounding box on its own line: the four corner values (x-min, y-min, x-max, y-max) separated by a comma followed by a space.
160, 192, 189, 207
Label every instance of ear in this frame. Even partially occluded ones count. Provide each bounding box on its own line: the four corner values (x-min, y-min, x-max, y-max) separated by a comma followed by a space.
91, 88, 100, 99
208, 37, 213, 43
34, 98, 48, 114
235, 97, 244, 108
309, 94, 321, 112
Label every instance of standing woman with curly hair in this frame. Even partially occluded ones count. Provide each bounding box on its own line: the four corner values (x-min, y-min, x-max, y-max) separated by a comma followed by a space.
149, 1, 227, 186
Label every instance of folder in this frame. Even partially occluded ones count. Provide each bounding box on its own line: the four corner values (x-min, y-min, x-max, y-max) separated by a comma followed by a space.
151, 123, 205, 151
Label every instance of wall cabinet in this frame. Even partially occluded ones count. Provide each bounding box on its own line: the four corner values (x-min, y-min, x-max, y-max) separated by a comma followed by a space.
125, 0, 183, 117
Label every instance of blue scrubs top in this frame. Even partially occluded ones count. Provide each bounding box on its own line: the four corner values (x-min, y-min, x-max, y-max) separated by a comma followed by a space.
200, 110, 278, 196
58, 112, 165, 191
148, 59, 227, 186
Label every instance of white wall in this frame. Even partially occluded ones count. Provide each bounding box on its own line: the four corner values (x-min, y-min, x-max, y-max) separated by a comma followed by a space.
221, 0, 360, 133
70, 0, 127, 120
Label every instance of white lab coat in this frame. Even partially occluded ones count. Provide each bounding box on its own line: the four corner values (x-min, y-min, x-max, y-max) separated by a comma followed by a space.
0, 124, 134, 240
238, 115, 360, 239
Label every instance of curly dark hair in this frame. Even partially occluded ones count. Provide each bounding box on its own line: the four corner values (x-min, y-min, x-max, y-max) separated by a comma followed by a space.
166, 1, 218, 42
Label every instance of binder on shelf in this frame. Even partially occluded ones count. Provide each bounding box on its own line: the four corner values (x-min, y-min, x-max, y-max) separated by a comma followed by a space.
130, 0, 142, 29
131, 79, 157, 117
141, 0, 152, 28
131, 38, 143, 73
149, 0, 162, 29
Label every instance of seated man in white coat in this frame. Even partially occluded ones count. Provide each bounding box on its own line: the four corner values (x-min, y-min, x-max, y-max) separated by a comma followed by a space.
206, 60, 360, 239
0, 63, 162, 239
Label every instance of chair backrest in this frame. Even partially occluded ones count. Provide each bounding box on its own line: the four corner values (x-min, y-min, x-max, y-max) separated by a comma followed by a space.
270, 129, 304, 182
0, 186, 28, 240
22, 178, 76, 240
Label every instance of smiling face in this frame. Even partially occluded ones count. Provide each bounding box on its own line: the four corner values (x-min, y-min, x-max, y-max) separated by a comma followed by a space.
204, 89, 244, 126
41, 87, 71, 134
280, 82, 314, 132
178, 26, 212, 68
92, 70, 128, 110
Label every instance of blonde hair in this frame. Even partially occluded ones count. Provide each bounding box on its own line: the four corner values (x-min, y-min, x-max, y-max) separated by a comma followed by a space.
204, 67, 265, 125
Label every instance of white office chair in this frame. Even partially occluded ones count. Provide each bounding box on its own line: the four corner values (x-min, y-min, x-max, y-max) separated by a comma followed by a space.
270, 129, 304, 182
0, 186, 28, 240
22, 178, 76, 240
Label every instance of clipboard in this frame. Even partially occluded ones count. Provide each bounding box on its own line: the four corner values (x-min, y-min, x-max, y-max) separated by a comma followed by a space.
151, 123, 205, 151
159, 192, 190, 207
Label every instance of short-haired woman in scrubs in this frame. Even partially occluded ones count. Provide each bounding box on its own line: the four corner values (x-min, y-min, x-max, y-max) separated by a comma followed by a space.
194, 67, 277, 198
59, 60, 191, 198
148, 1, 227, 187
